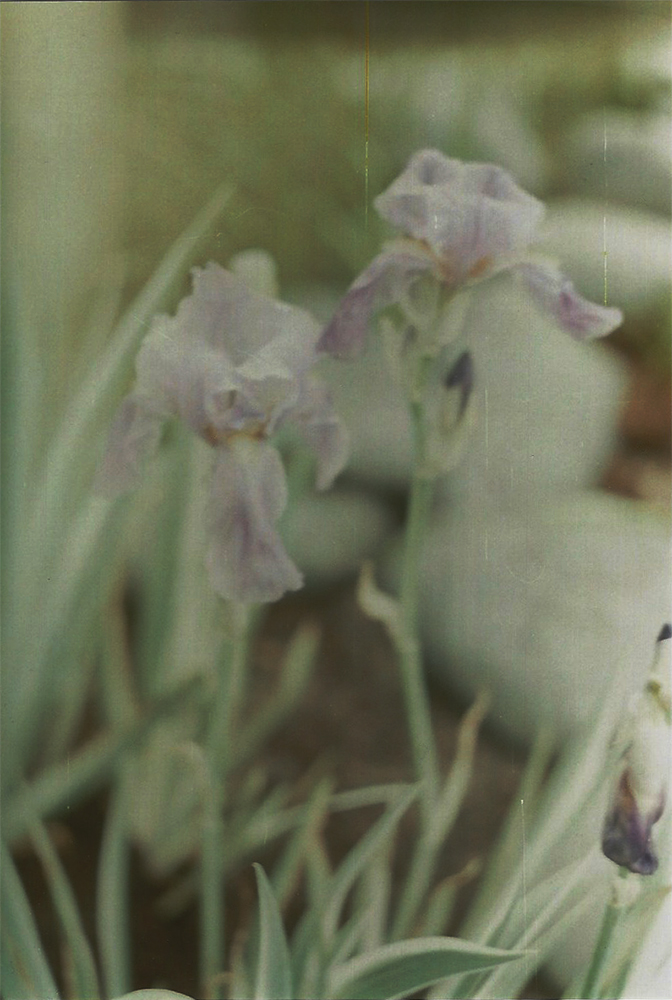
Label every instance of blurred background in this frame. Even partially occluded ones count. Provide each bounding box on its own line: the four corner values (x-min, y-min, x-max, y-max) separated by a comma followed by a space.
4, 1, 670, 362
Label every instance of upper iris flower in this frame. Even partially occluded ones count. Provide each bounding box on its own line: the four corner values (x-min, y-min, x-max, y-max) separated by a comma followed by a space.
96, 262, 348, 604
319, 149, 623, 359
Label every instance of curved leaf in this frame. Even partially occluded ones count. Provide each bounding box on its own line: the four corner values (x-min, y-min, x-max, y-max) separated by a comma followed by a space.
328, 936, 525, 1000
253, 863, 293, 1000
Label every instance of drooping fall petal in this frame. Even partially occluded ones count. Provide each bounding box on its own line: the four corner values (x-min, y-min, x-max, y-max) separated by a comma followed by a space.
516, 260, 623, 340
95, 395, 165, 495
206, 437, 303, 604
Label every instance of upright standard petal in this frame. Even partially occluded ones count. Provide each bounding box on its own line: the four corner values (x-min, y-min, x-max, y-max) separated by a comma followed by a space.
186, 262, 320, 375
135, 311, 238, 438
516, 260, 623, 339
318, 246, 433, 359
135, 264, 321, 440
206, 438, 303, 604
374, 151, 545, 282
94, 395, 165, 496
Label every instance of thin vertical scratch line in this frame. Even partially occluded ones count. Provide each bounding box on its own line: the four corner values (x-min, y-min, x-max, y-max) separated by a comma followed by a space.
364, 0, 370, 228
602, 110, 609, 305
484, 387, 489, 474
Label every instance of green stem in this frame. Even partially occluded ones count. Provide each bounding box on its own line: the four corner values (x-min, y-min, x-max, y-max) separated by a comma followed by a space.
200, 788, 225, 999
207, 604, 252, 776
580, 868, 628, 999
392, 832, 438, 939
199, 603, 252, 998
397, 378, 440, 811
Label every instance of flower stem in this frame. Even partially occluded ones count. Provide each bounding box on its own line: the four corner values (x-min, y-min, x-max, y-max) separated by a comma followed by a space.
200, 787, 225, 999
397, 373, 440, 810
200, 603, 252, 998
580, 868, 629, 999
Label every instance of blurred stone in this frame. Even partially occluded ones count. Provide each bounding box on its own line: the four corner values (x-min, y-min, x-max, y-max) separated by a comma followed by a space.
283, 488, 397, 586
559, 111, 671, 216
619, 33, 672, 95
539, 201, 671, 313
320, 343, 413, 490
416, 493, 670, 743
439, 279, 627, 511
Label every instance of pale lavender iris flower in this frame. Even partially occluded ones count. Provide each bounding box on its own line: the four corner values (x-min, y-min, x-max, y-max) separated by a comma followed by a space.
97, 262, 348, 603
319, 150, 623, 358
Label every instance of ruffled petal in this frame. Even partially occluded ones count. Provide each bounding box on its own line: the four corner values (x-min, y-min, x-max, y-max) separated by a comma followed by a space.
318, 246, 434, 359
136, 312, 238, 437
284, 376, 350, 489
375, 151, 545, 281
206, 438, 303, 604
185, 262, 320, 377
516, 259, 623, 339
94, 395, 164, 496
134, 263, 322, 439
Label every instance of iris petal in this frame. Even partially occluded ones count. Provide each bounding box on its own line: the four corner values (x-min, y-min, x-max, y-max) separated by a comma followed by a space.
516, 260, 623, 339
375, 151, 545, 279
286, 376, 350, 490
318, 247, 433, 359
206, 438, 303, 604
95, 395, 164, 495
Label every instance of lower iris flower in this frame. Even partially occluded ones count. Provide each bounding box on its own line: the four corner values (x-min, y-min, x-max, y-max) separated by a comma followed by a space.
96, 262, 348, 604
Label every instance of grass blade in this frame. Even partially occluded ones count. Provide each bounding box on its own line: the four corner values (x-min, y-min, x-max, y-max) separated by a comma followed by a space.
252, 864, 293, 1000
328, 936, 525, 1000
0, 839, 61, 999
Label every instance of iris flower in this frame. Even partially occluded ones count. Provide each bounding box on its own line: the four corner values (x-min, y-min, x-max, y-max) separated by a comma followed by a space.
602, 624, 671, 875
319, 149, 623, 359
97, 262, 348, 603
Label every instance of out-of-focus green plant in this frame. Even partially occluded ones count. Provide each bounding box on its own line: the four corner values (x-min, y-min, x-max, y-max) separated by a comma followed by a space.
3, 133, 668, 1000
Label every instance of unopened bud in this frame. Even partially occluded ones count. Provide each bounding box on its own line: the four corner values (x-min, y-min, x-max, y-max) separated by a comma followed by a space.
602, 625, 671, 875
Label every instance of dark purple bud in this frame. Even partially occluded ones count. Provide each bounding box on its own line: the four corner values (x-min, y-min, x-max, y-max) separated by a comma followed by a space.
601, 770, 662, 876
657, 623, 671, 643
445, 350, 474, 419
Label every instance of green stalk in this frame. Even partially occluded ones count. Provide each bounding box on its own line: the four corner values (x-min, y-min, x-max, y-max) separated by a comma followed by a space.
392, 692, 489, 940
28, 817, 100, 999
199, 603, 253, 997
200, 786, 226, 1000
396, 362, 440, 811
97, 782, 131, 999
580, 868, 628, 999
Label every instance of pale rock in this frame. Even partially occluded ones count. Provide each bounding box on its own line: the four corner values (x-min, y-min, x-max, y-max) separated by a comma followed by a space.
417, 493, 670, 743
300, 282, 413, 490
439, 278, 627, 511
283, 488, 397, 586
319, 342, 413, 490
537, 199, 671, 318
560, 110, 671, 216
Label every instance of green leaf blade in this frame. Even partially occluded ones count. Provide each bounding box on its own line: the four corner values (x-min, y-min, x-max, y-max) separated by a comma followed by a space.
252, 863, 293, 1000
328, 936, 525, 1000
